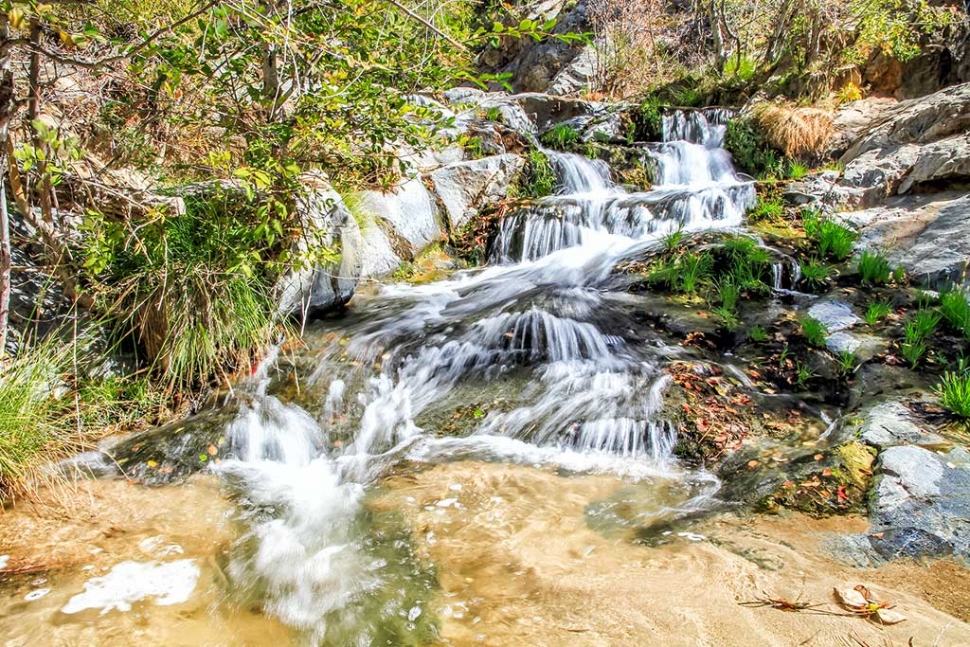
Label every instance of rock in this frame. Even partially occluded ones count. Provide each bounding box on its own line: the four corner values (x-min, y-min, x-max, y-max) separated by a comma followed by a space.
840, 192, 970, 285
842, 82, 970, 162
856, 400, 946, 449
824, 331, 882, 359
357, 179, 444, 255
512, 93, 596, 131
276, 179, 362, 320
504, 1, 593, 94
358, 220, 405, 278
429, 154, 526, 231
869, 445, 970, 559
831, 144, 922, 209
807, 300, 860, 332
896, 132, 970, 194
825, 97, 898, 159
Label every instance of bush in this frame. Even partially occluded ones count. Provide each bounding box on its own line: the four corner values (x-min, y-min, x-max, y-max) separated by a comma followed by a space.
724, 118, 782, 178
935, 372, 970, 419
857, 250, 891, 285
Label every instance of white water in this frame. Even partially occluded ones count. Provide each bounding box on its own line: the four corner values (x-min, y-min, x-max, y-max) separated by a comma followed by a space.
216, 110, 753, 642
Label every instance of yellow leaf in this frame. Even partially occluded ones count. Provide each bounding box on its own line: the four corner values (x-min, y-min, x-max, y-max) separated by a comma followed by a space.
8, 8, 24, 30
146, 460, 158, 468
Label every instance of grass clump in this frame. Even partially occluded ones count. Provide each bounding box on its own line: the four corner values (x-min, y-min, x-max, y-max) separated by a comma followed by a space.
935, 372, 970, 419
857, 250, 891, 285
540, 123, 580, 151
748, 325, 768, 343
940, 289, 970, 338
901, 309, 940, 368
799, 315, 828, 347
864, 300, 892, 325
801, 211, 857, 262
799, 257, 831, 292
785, 160, 808, 180
749, 194, 785, 222
724, 118, 781, 178
512, 149, 557, 199
750, 103, 834, 162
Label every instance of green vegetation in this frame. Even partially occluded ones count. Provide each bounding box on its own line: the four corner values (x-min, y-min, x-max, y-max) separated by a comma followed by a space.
935, 372, 970, 419
483, 106, 503, 122
799, 315, 828, 348
724, 119, 781, 178
837, 351, 858, 376
857, 250, 891, 285
799, 257, 831, 292
864, 300, 893, 325
803, 214, 858, 262
901, 309, 940, 368
540, 124, 581, 151
748, 325, 768, 343
940, 289, 970, 338
785, 160, 808, 180
749, 194, 785, 222
511, 149, 557, 199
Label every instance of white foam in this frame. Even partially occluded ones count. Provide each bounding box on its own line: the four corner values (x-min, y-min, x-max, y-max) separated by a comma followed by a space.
60, 559, 200, 615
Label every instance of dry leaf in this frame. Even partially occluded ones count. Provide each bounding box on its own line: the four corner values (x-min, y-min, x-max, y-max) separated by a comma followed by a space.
875, 608, 906, 625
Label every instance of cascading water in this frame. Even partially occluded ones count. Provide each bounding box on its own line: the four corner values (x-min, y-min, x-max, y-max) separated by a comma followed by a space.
217, 110, 754, 643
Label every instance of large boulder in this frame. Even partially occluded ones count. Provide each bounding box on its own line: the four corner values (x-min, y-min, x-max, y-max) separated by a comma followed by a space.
357, 179, 444, 255
840, 192, 970, 284
428, 154, 526, 231
276, 178, 363, 320
868, 445, 970, 560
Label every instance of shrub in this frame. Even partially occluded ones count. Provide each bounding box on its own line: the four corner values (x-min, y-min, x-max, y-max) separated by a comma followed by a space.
935, 372, 970, 419
864, 300, 892, 325
634, 98, 663, 141
799, 257, 831, 292
723, 56, 757, 82
857, 250, 891, 285
540, 123, 580, 150
724, 118, 782, 178
799, 315, 828, 347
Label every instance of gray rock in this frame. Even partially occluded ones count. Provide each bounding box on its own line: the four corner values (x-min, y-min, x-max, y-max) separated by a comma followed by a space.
276, 179, 362, 320
357, 179, 443, 254
824, 331, 882, 359
505, 1, 592, 94
358, 220, 404, 279
825, 97, 899, 159
840, 192, 970, 285
807, 300, 860, 332
869, 445, 970, 559
429, 154, 525, 231
857, 401, 946, 449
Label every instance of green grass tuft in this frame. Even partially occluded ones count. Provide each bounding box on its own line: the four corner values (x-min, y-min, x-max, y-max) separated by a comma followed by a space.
935, 372, 970, 419
799, 257, 831, 292
799, 315, 828, 348
940, 289, 970, 338
857, 250, 891, 285
540, 123, 580, 151
864, 300, 892, 325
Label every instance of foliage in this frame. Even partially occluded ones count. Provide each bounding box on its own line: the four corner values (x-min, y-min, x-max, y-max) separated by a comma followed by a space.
799, 257, 831, 292
814, 219, 858, 261
837, 351, 858, 376
724, 118, 781, 179
749, 194, 785, 222
748, 325, 768, 342
857, 250, 891, 285
901, 309, 940, 368
940, 289, 970, 339
935, 372, 970, 419
799, 315, 828, 348
540, 124, 581, 151
633, 98, 664, 141
864, 300, 892, 326
785, 160, 808, 180
511, 149, 557, 199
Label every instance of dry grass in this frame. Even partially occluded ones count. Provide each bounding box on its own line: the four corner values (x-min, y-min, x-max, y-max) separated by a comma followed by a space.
752, 103, 835, 160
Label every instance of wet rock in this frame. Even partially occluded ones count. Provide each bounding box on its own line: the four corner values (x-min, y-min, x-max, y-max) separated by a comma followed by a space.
855, 400, 947, 449
824, 331, 882, 358
358, 220, 406, 278
807, 300, 860, 332
428, 154, 526, 231
869, 445, 970, 559
276, 177, 363, 320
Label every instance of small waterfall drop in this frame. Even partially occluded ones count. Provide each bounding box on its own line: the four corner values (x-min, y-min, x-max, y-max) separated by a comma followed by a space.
215, 107, 753, 642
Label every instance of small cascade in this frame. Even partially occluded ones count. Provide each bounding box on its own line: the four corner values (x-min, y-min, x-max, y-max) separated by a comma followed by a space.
491, 113, 754, 265
210, 106, 759, 643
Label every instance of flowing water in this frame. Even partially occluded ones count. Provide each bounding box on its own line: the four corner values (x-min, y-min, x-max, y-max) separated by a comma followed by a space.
5, 111, 768, 643
194, 109, 759, 643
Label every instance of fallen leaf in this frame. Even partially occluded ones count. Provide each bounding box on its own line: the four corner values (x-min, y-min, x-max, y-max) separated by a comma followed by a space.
747, 460, 759, 468
834, 587, 867, 609
875, 608, 906, 625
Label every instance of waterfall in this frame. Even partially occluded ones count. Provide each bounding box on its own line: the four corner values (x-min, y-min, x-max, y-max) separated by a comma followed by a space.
215, 108, 752, 642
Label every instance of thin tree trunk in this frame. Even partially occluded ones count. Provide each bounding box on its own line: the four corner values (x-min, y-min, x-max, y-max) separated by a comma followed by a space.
0, 17, 13, 359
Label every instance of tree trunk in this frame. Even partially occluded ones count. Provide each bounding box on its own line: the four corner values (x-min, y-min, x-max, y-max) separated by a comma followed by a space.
0, 17, 14, 359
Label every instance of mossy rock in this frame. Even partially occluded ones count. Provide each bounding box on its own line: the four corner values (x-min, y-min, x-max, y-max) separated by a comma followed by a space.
757, 440, 876, 516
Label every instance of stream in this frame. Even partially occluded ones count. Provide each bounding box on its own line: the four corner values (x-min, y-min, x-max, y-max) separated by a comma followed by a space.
3, 110, 969, 646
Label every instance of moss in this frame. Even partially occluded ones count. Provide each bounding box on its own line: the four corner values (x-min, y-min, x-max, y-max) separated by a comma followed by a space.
758, 441, 875, 516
